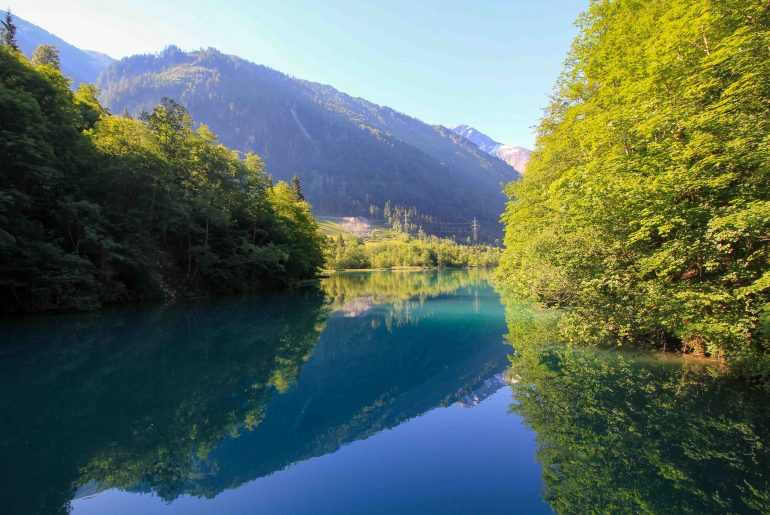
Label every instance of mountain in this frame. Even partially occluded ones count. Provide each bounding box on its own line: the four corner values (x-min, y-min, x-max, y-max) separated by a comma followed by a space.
451, 124, 501, 153
95, 46, 518, 239
15, 16, 115, 86
495, 144, 531, 173
452, 124, 531, 173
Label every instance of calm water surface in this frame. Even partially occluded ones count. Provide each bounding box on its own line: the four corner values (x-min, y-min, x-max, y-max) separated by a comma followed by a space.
0, 270, 768, 514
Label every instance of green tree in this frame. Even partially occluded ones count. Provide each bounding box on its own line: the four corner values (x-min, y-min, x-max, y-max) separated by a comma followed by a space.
291, 174, 305, 201
31, 44, 60, 68
74, 83, 106, 130
0, 9, 17, 51
499, 0, 770, 380
0, 48, 326, 313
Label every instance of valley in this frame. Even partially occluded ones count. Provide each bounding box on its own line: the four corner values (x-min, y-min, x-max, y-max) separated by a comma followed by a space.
3, 2, 770, 514
16, 17, 527, 242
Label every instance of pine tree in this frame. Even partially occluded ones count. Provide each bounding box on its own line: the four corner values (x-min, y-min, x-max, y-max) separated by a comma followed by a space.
291, 174, 304, 201
0, 9, 17, 51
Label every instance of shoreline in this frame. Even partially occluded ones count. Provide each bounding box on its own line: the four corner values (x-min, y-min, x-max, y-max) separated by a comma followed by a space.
322, 265, 498, 273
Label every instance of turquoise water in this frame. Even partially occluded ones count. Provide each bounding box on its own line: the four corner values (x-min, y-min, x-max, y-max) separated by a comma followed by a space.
1, 270, 768, 514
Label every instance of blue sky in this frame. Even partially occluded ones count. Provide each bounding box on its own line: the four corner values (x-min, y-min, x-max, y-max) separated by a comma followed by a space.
8, 0, 586, 148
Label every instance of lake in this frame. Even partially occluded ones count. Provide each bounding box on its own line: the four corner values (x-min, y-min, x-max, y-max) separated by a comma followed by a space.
0, 269, 768, 514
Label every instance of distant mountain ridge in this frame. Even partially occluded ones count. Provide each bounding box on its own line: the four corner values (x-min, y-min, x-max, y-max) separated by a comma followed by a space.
15, 16, 115, 86
95, 46, 519, 239
452, 124, 531, 173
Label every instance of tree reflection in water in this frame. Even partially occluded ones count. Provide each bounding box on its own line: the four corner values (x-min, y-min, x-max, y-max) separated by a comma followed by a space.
503, 298, 770, 514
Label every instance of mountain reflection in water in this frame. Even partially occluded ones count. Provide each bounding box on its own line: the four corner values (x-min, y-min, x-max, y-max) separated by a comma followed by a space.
0, 269, 520, 514
5, 269, 765, 514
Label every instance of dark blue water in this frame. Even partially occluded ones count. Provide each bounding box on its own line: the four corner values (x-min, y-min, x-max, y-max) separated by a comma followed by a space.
1, 270, 768, 514
0, 270, 549, 514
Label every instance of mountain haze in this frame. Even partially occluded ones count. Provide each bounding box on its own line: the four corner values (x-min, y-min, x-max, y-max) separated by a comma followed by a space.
452, 124, 531, 173
15, 16, 114, 86
96, 46, 518, 239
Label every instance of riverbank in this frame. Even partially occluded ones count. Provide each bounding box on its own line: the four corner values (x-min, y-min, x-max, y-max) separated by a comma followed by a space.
322, 265, 498, 273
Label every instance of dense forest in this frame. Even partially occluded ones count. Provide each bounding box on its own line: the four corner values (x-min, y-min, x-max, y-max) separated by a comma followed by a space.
498, 0, 770, 379
0, 40, 325, 313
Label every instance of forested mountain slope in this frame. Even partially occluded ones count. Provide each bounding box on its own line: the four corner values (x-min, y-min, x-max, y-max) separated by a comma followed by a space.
96, 46, 518, 238
0, 47, 324, 313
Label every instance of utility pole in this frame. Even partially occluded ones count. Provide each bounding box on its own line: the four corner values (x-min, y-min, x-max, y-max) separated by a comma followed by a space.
471, 217, 479, 244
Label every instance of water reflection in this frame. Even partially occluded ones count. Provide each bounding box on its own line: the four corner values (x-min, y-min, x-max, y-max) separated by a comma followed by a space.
193, 274, 509, 498
502, 299, 770, 514
0, 289, 328, 514
322, 268, 492, 328
0, 269, 510, 514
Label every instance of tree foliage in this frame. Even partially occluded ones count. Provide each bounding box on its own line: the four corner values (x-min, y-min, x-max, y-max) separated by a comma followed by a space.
499, 0, 770, 379
291, 174, 304, 201
31, 44, 59, 68
0, 47, 325, 312
324, 231, 501, 270
0, 9, 17, 51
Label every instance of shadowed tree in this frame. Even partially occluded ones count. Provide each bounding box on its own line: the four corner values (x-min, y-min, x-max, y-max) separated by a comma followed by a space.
291, 174, 305, 201
0, 48, 326, 313
0, 9, 17, 51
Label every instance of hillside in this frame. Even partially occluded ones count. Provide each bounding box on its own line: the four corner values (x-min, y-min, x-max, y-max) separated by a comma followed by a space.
95, 47, 518, 239
15, 15, 114, 86
0, 48, 325, 313
452, 124, 531, 173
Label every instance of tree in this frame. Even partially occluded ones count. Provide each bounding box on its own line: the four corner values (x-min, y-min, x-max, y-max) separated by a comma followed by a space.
31, 44, 60, 69
0, 48, 327, 313
140, 96, 194, 163
498, 0, 770, 379
74, 83, 106, 130
0, 9, 17, 51
291, 174, 304, 201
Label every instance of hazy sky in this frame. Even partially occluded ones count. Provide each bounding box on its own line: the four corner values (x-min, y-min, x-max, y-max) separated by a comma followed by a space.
8, 0, 586, 148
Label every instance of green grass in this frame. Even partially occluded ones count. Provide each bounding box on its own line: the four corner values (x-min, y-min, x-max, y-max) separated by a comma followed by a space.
316, 216, 349, 236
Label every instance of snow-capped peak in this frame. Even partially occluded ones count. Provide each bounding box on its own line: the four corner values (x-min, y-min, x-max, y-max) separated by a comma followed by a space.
451, 124, 531, 173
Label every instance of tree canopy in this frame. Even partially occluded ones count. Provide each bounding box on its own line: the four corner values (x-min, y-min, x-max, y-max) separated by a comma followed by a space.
0, 46, 325, 312
31, 44, 59, 68
498, 0, 770, 380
